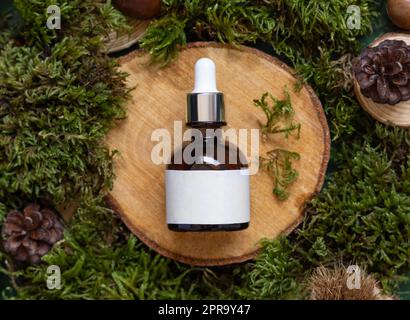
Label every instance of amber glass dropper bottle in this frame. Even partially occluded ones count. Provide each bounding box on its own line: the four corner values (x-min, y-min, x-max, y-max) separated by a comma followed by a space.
165, 58, 250, 232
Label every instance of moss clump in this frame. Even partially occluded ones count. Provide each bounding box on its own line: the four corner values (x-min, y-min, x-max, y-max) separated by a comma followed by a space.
0, 0, 128, 217
140, 0, 378, 64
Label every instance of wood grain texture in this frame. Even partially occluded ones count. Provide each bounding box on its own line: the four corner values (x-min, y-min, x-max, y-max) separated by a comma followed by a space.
353, 32, 410, 128
105, 19, 150, 53
105, 42, 330, 266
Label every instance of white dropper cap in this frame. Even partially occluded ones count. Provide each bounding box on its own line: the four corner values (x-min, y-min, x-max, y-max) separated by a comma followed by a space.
191, 58, 219, 93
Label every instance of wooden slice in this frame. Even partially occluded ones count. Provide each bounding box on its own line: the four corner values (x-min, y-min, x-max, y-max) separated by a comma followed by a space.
106, 42, 330, 266
104, 19, 150, 53
353, 32, 410, 128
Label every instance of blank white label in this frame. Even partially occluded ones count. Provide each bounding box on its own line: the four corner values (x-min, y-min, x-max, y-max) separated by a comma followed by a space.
166, 169, 250, 224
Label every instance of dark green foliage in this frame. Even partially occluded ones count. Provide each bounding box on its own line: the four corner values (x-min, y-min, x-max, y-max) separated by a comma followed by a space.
0, 0, 128, 218
295, 51, 360, 140
14, 0, 128, 48
0, 14, 12, 47
140, 14, 186, 66
141, 0, 378, 64
244, 238, 305, 299
305, 124, 410, 277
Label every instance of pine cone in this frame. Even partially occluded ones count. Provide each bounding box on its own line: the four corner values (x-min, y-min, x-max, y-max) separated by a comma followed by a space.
1, 204, 64, 265
353, 39, 410, 105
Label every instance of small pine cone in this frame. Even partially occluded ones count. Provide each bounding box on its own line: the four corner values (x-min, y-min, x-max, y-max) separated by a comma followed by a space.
1, 204, 64, 265
353, 39, 410, 105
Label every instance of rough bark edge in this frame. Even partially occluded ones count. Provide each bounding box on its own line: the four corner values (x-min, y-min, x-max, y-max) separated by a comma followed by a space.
108, 41, 331, 266
353, 32, 410, 128
105, 19, 150, 54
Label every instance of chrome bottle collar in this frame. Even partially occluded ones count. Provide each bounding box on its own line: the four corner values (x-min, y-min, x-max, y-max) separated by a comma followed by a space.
186, 92, 225, 125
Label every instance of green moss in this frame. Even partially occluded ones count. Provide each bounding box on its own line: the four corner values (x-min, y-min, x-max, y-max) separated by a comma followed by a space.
253, 90, 301, 139
1, 0, 408, 300
0, 1, 128, 214
140, 14, 186, 66
141, 0, 378, 64
243, 238, 306, 299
